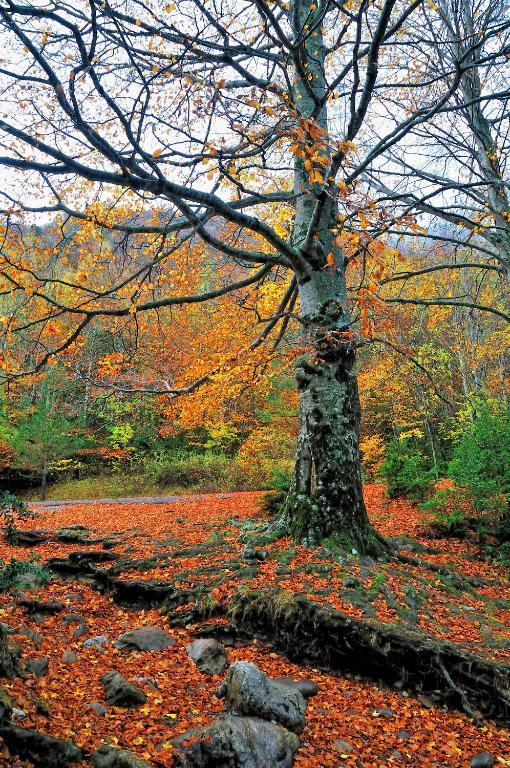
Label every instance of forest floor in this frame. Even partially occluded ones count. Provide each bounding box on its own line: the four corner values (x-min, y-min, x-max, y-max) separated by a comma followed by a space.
0, 485, 509, 767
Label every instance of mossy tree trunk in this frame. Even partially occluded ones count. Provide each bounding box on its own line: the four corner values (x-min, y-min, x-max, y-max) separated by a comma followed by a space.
277, 0, 384, 554
279, 270, 380, 553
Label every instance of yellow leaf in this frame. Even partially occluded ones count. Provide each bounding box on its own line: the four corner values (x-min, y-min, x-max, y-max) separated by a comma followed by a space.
152, 148, 163, 158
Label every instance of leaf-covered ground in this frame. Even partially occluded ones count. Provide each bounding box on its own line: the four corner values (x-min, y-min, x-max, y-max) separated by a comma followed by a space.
0, 485, 509, 767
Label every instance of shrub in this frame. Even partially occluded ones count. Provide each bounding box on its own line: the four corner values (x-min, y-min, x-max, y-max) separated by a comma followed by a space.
0, 557, 51, 592
380, 438, 435, 501
143, 450, 246, 491
0, 491, 37, 538
421, 490, 467, 537
448, 403, 510, 516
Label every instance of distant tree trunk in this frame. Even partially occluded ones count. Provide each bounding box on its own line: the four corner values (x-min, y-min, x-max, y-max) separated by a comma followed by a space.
40, 457, 48, 502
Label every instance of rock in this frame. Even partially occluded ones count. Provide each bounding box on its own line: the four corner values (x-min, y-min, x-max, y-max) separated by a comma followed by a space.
216, 661, 306, 734
172, 714, 300, 768
63, 613, 86, 626
26, 658, 49, 676
18, 628, 43, 646
16, 571, 49, 590
63, 593, 83, 602
0, 725, 84, 767
396, 730, 411, 740
12, 707, 26, 719
471, 753, 495, 768
85, 702, 108, 716
378, 708, 394, 717
73, 624, 88, 639
241, 548, 268, 561
333, 739, 354, 754
0, 688, 13, 723
83, 635, 109, 650
91, 744, 152, 768
61, 650, 78, 663
134, 675, 158, 689
342, 577, 360, 589
101, 671, 147, 708
275, 677, 319, 699
113, 625, 176, 651
186, 639, 228, 675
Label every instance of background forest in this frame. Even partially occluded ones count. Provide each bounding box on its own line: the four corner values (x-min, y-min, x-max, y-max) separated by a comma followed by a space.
1, 215, 508, 554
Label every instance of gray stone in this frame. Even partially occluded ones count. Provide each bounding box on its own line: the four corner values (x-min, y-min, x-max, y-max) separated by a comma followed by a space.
16, 571, 48, 590
26, 658, 49, 677
63, 593, 83, 602
378, 708, 394, 717
62, 613, 86, 626
91, 745, 152, 768
12, 707, 26, 720
133, 675, 158, 689
83, 635, 109, 649
73, 624, 88, 639
18, 628, 43, 646
85, 702, 108, 716
101, 671, 147, 708
275, 677, 319, 699
186, 639, 227, 675
61, 650, 78, 663
471, 753, 495, 768
396, 730, 411, 740
216, 661, 306, 734
113, 625, 176, 651
0, 725, 84, 767
333, 739, 354, 754
172, 714, 300, 768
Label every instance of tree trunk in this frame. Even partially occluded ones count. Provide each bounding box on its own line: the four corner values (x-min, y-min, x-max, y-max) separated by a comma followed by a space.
275, 0, 385, 554
39, 458, 48, 502
279, 270, 382, 554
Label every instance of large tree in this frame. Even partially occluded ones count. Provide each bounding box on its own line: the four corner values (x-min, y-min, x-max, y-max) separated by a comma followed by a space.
0, 0, 507, 551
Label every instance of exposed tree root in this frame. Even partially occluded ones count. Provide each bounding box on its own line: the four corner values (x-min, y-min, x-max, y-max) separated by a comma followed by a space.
44, 548, 510, 725
229, 589, 510, 725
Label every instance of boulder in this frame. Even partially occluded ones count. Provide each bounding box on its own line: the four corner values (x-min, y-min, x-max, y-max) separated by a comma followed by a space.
85, 702, 108, 716
113, 625, 176, 651
274, 677, 318, 699
172, 714, 300, 768
216, 661, 306, 734
471, 754, 495, 768
0, 725, 84, 767
186, 639, 227, 675
61, 650, 78, 663
91, 744, 152, 768
83, 635, 108, 650
26, 658, 49, 676
102, 671, 147, 708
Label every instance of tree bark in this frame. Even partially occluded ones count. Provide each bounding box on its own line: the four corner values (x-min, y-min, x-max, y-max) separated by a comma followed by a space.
39, 458, 48, 502
279, 270, 380, 552
275, 0, 385, 553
